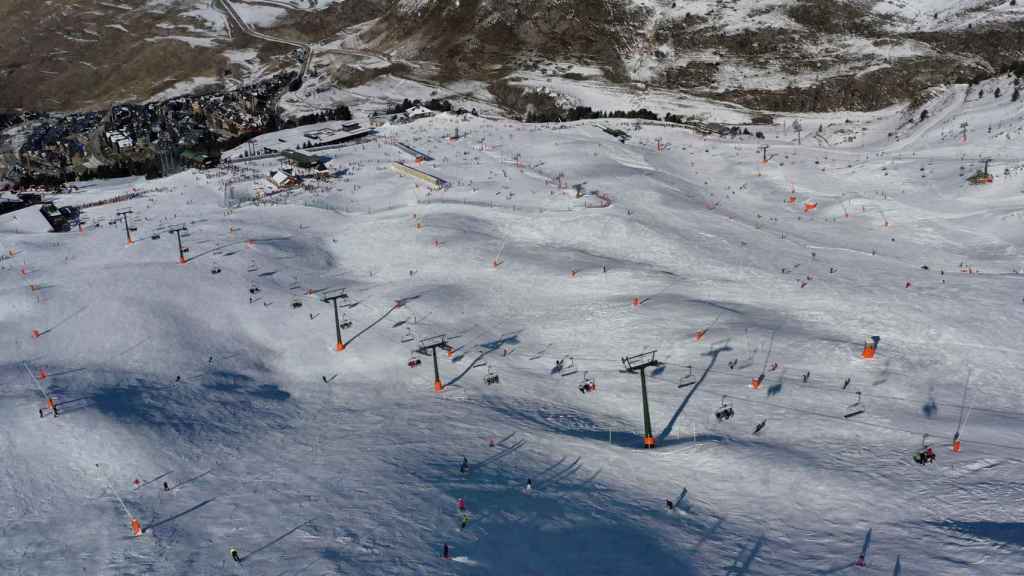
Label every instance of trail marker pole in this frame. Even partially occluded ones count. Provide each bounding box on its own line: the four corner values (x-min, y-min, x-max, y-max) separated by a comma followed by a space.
322, 291, 349, 351
169, 226, 189, 264
622, 351, 661, 448
117, 210, 135, 245
418, 335, 452, 392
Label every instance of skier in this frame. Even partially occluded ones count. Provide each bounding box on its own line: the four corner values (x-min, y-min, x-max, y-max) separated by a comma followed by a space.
459, 514, 470, 531
843, 377, 851, 390
525, 478, 533, 493
230, 548, 241, 563
163, 481, 170, 492
38, 408, 44, 418
457, 498, 465, 512
665, 499, 674, 511
753, 419, 767, 435
855, 553, 865, 567
442, 543, 450, 560
460, 457, 469, 474
802, 371, 810, 383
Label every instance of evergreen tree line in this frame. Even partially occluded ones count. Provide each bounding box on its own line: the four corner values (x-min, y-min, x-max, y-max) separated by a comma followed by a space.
387, 98, 456, 115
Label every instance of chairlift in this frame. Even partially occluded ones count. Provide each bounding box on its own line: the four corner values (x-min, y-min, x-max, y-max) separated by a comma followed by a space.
290, 298, 303, 309
560, 356, 578, 377
843, 391, 865, 418
578, 371, 596, 393
211, 266, 222, 275
484, 366, 500, 386
715, 397, 734, 422
401, 326, 415, 343
339, 314, 352, 330
913, 435, 936, 465
407, 357, 422, 368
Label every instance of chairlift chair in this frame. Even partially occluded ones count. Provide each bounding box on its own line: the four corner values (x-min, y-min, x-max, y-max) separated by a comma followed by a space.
407, 357, 422, 368
339, 314, 352, 330
844, 391, 865, 418
401, 327, 415, 343
715, 397, 734, 422
484, 367, 500, 386
560, 356, 578, 377
579, 371, 596, 393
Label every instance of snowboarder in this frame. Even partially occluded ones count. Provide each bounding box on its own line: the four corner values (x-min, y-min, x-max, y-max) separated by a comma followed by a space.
457, 498, 465, 512
230, 548, 241, 563
802, 371, 810, 383
442, 543, 450, 559
843, 377, 851, 390
460, 457, 469, 474
728, 359, 737, 370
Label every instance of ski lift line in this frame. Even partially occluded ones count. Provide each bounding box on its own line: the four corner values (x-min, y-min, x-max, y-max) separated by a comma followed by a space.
95, 464, 135, 522
711, 390, 1024, 455
647, 364, 1024, 453
955, 369, 973, 434
761, 332, 775, 373
655, 360, 1024, 420
22, 363, 49, 400
957, 380, 984, 439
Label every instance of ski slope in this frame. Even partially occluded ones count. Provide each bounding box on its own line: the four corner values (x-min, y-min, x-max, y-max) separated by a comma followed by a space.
2, 77, 1024, 575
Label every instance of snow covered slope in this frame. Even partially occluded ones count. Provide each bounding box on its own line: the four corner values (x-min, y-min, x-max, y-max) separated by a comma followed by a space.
2, 77, 1023, 575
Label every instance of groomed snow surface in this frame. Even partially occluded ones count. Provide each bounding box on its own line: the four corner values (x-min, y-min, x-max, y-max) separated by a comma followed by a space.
2, 79, 1024, 575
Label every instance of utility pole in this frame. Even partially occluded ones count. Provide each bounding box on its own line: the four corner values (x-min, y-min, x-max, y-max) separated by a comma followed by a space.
169, 225, 189, 264
417, 334, 452, 392
117, 210, 135, 245
322, 290, 349, 351
622, 350, 661, 448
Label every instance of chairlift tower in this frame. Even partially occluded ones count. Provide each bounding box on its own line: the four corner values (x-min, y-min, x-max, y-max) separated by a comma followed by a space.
417, 334, 452, 392
117, 210, 135, 245
622, 350, 661, 448
321, 290, 349, 351
169, 225, 189, 264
